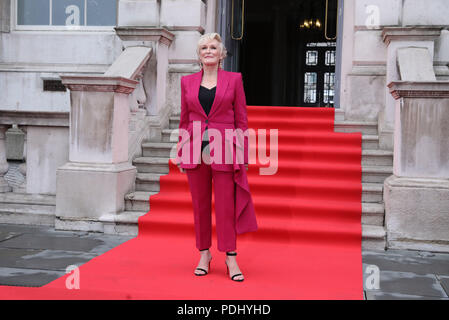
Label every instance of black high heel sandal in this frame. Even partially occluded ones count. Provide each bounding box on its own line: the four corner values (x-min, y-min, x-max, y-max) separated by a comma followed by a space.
225, 252, 244, 282
195, 249, 211, 276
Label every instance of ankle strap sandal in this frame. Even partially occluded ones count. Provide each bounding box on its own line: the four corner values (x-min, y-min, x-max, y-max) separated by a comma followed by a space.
225, 252, 244, 282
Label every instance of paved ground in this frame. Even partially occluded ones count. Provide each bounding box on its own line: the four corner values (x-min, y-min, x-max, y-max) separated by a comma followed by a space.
0, 223, 448, 300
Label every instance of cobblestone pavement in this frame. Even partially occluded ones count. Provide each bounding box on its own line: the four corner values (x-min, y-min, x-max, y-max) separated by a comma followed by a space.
0, 223, 448, 300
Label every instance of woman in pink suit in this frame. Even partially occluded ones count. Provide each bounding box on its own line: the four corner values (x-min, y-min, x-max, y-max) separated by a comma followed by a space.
176, 33, 257, 282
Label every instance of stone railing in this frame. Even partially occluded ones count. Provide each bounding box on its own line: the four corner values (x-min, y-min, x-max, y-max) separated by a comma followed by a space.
56, 28, 174, 232
0, 111, 69, 195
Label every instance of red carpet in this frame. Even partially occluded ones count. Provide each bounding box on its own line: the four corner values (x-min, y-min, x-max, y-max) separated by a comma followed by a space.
0, 107, 363, 300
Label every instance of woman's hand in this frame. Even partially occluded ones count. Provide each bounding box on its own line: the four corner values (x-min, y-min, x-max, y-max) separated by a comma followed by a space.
177, 165, 185, 173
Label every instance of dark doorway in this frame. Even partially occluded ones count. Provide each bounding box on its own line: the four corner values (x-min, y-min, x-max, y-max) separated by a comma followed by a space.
222, 0, 339, 107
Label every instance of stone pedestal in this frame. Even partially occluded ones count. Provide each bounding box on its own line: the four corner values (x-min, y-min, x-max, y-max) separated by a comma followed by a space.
380, 27, 442, 150
57, 76, 139, 231
384, 176, 449, 252
385, 81, 449, 252
56, 162, 136, 232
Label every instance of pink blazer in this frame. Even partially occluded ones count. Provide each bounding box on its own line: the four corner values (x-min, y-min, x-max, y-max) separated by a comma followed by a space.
176, 68, 258, 235
176, 68, 249, 171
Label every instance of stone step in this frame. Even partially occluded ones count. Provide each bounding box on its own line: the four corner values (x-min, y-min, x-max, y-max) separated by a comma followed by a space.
362, 150, 393, 166
362, 202, 385, 226
335, 121, 378, 135
162, 128, 179, 143
124, 191, 157, 212
170, 117, 379, 135
132, 157, 171, 174
163, 128, 381, 150
362, 135, 379, 150
334, 109, 345, 121
142, 142, 176, 158
99, 210, 147, 236
169, 116, 180, 129
0, 192, 56, 206
125, 188, 384, 219
0, 193, 56, 226
119, 190, 388, 249
362, 183, 383, 203
362, 165, 393, 183
135, 173, 166, 192
362, 225, 387, 250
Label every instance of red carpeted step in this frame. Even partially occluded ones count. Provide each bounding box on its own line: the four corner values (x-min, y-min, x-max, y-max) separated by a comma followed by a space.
137, 207, 361, 246
157, 171, 361, 203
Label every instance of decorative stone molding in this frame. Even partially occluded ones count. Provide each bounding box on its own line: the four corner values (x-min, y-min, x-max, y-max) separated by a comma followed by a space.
60, 76, 139, 94
114, 27, 175, 46
388, 81, 449, 99
0, 111, 69, 127
382, 27, 443, 45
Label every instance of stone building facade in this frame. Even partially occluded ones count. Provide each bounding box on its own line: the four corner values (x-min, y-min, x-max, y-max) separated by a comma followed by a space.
0, 0, 448, 252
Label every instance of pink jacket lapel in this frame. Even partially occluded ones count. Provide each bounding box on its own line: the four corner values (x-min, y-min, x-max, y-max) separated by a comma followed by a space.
192, 68, 229, 118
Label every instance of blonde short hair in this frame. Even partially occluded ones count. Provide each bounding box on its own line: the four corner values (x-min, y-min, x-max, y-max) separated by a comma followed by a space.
196, 33, 227, 67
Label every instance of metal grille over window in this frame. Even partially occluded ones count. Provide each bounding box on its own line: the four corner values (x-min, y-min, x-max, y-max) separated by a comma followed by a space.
43, 80, 67, 92
304, 72, 317, 104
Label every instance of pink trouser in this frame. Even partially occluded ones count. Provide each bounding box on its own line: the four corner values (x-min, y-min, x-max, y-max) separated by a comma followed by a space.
185, 160, 236, 253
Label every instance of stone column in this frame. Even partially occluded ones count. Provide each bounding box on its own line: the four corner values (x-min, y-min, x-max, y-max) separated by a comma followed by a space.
384, 81, 449, 252
56, 76, 139, 232
380, 27, 442, 150
0, 125, 11, 192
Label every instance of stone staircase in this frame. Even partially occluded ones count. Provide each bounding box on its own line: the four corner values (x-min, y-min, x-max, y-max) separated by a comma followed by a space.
0, 110, 390, 249
334, 119, 390, 250
120, 113, 391, 250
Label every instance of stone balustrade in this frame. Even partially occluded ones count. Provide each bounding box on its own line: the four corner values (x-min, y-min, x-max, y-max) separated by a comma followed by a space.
0, 111, 70, 194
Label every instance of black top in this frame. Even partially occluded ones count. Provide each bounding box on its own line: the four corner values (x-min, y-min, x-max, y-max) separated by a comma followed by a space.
199, 86, 216, 151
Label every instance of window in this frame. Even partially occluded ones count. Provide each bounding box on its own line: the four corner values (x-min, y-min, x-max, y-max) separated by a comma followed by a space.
323, 72, 335, 104
16, 0, 117, 30
325, 50, 336, 66
304, 72, 317, 104
305, 51, 318, 66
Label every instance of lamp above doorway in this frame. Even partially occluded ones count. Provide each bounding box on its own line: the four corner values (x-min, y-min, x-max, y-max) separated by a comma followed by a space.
299, 18, 322, 30
299, 0, 322, 30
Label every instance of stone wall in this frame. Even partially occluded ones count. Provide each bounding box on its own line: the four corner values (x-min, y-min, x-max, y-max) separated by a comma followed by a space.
340, 0, 449, 122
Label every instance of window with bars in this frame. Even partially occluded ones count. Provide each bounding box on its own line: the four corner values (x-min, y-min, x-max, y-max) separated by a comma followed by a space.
16, 0, 117, 28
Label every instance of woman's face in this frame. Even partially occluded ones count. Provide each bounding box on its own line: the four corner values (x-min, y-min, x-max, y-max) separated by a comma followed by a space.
199, 39, 222, 67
